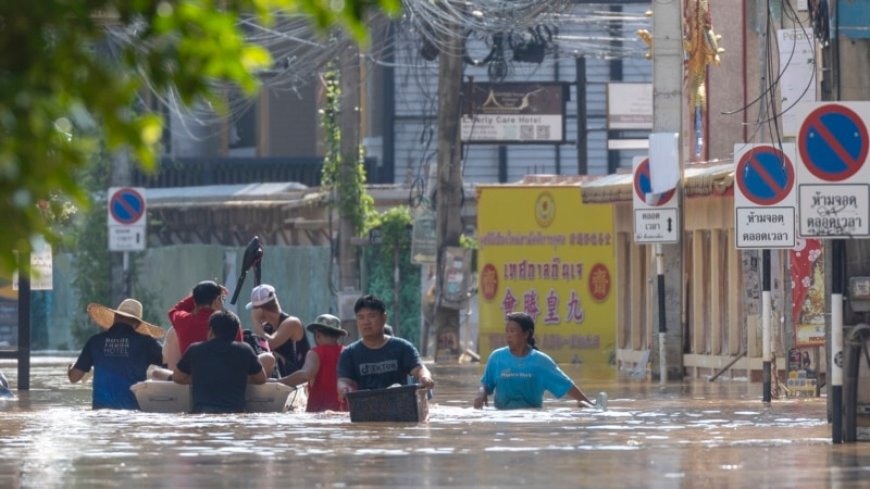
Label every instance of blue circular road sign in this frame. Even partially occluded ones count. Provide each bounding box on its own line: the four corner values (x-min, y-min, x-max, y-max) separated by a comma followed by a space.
633, 158, 675, 207
736, 146, 794, 206
798, 104, 868, 182
110, 188, 145, 225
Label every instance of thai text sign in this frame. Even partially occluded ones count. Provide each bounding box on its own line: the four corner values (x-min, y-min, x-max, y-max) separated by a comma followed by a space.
632, 157, 679, 243
733, 144, 797, 248
796, 102, 870, 238
476, 186, 616, 364
107, 187, 147, 251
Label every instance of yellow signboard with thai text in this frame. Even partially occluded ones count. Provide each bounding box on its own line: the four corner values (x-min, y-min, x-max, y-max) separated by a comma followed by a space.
477, 186, 616, 365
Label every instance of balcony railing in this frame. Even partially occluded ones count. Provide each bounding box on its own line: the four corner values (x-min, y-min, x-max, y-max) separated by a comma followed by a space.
133, 156, 381, 188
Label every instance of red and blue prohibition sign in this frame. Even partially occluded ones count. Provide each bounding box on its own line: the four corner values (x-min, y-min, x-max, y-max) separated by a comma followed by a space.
736, 146, 794, 206
798, 104, 868, 182
633, 158, 675, 206
110, 188, 145, 225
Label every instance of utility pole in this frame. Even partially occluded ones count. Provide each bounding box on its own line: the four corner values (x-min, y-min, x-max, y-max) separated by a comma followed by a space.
821, 4, 870, 444
432, 24, 465, 362
110, 150, 131, 306
651, 0, 683, 382
338, 41, 362, 294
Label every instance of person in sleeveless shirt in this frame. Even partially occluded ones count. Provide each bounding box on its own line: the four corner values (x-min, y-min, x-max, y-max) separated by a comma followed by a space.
275, 314, 348, 412
247, 284, 310, 377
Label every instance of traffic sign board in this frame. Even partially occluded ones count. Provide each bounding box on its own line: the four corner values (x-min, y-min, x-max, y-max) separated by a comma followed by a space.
107, 187, 147, 251
634, 208, 679, 243
798, 104, 868, 182
109, 226, 147, 251
798, 184, 870, 237
736, 146, 794, 205
109, 187, 146, 225
796, 102, 870, 238
734, 144, 797, 249
633, 158, 675, 206
632, 157, 679, 244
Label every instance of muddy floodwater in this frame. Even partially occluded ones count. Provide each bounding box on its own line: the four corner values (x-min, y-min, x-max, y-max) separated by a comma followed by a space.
2, 357, 870, 488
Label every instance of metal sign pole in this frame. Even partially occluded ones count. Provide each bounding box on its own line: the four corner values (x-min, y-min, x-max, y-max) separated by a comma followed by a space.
832, 239, 845, 443
123, 251, 130, 298
762, 249, 771, 403
17, 253, 31, 391
656, 244, 666, 385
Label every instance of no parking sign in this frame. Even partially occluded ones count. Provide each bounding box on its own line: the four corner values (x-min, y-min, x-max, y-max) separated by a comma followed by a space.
107, 187, 147, 251
734, 144, 797, 248
796, 102, 870, 238
632, 157, 679, 243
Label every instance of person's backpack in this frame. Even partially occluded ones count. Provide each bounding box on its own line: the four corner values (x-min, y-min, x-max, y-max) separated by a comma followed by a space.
242, 330, 279, 378
242, 329, 270, 354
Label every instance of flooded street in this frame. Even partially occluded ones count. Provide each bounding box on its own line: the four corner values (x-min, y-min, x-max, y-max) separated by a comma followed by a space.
1, 358, 868, 488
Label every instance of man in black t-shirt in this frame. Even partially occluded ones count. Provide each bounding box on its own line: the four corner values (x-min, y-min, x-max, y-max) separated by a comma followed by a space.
337, 295, 434, 403
173, 310, 266, 413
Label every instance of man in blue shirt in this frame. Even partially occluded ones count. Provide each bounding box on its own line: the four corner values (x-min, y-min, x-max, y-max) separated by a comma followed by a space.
337, 295, 434, 402
68, 299, 165, 410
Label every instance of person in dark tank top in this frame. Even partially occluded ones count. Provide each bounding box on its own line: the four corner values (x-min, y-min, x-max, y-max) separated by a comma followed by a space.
246, 284, 310, 377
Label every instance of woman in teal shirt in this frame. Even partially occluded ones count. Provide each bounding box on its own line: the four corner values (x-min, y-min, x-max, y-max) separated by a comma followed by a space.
473, 312, 593, 409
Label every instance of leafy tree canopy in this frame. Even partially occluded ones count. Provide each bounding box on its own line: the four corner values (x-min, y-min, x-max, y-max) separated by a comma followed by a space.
0, 0, 398, 277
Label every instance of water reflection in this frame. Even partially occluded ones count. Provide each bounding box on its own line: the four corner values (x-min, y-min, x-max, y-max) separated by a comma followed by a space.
0, 358, 867, 488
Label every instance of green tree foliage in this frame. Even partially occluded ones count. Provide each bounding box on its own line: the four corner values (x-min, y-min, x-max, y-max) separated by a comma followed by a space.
67, 153, 112, 347
319, 69, 376, 235
66, 149, 168, 348
364, 206, 420, 347
0, 0, 398, 277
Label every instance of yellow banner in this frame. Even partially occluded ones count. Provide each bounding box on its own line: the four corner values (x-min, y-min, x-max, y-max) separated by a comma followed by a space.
477, 186, 616, 365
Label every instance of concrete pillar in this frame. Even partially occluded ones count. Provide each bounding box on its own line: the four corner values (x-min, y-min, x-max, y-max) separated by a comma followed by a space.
651, 0, 684, 381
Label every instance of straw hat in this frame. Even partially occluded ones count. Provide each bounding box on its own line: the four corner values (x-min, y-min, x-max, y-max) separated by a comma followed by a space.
87, 299, 164, 339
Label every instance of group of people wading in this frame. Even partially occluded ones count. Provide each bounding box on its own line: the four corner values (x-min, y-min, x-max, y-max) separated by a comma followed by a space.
67, 282, 592, 414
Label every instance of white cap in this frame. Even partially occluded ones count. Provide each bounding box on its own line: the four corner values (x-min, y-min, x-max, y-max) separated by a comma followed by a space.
245, 284, 276, 310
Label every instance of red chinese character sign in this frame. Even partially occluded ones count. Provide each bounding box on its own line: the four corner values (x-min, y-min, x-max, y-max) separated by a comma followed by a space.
733, 143, 797, 249
795, 102, 870, 238
588, 263, 611, 302
476, 186, 616, 367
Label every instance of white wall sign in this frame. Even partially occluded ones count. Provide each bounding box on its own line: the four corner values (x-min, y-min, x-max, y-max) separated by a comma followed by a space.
778, 29, 816, 137
12, 237, 53, 291
607, 83, 653, 130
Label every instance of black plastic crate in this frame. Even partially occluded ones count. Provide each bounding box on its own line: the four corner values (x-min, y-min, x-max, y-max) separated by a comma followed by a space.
346, 385, 427, 422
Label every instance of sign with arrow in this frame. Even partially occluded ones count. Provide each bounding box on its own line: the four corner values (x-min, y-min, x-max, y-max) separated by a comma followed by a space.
107, 187, 147, 251
632, 157, 679, 243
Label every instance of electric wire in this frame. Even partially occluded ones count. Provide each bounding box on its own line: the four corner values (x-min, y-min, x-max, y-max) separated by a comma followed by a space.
101, 3, 653, 142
